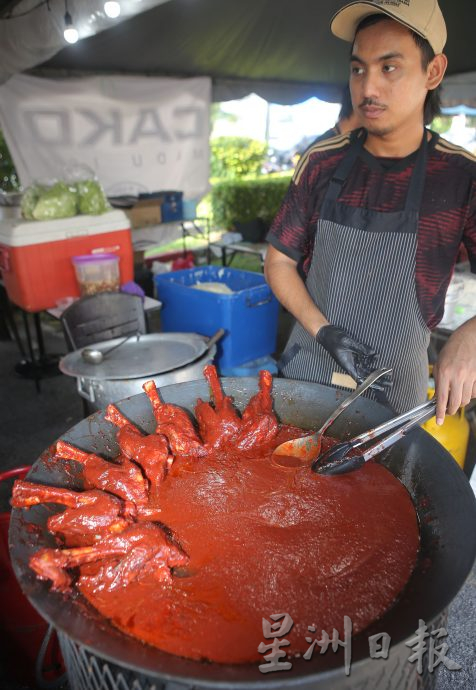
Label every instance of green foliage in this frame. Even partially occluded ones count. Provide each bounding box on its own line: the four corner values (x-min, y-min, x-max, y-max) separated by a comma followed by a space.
210, 174, 292, 229
0, 130, 20, 192
210, 136, 267, 179
430, 116, 453, 134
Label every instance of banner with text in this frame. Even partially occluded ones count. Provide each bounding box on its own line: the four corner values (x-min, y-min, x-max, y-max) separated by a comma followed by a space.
0, 74, 211, 200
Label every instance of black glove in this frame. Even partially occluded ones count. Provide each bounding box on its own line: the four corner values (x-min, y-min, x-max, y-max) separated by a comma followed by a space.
316, 324, 376, 384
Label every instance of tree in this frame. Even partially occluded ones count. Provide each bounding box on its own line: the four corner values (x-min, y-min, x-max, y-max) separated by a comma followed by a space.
430, 116, 452, 135
210, 136, 267, 179
0, 130, 20, 191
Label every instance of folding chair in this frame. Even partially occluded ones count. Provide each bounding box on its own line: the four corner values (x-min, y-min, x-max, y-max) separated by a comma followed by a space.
61, 292, 147, 351
60, 293, 147, 417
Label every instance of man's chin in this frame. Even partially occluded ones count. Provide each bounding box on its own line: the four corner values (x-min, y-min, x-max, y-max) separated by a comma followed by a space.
364, 123, 393, 137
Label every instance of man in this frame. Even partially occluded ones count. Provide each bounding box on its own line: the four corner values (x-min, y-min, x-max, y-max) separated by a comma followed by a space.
311, 85, 360, 143
294, 87, 359, 168
264, 0, 476, 423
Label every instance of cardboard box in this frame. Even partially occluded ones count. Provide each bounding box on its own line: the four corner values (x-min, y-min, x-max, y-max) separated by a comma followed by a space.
126, 199, 162, 229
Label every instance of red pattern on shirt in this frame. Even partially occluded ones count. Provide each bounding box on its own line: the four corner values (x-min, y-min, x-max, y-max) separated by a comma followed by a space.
267, 132, 476, 329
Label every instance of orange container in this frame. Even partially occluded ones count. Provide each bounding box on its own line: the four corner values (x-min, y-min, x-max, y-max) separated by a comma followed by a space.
0, 210, 133, 312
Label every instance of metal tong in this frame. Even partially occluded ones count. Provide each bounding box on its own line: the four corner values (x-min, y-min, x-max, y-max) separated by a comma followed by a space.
312, 398, 437, 475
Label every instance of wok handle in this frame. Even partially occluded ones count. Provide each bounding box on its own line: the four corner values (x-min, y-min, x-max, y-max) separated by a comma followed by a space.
0, 466, 31, 483
77, 376, 96, 403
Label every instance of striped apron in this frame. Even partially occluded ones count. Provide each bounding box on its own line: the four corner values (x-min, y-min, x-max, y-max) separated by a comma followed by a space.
279, 131, 431, 413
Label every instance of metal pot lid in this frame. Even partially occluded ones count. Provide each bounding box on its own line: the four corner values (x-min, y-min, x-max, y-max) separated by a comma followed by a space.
59, 333, 209, 381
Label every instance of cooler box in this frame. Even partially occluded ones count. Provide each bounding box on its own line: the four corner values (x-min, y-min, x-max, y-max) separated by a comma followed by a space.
0, 210, 133, 312
155, 266, 279, 369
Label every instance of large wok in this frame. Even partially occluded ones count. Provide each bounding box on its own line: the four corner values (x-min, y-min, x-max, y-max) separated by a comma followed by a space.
9, 378, 476, 689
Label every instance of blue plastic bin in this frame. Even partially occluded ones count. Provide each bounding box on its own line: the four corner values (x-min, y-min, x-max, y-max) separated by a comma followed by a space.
219, 355, 278, 377
155, 266, 279, 369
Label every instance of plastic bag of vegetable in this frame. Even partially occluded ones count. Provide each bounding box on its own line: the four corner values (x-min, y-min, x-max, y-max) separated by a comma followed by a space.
76, 179, 110, 215
20, 184, 47, 219
32, 182, 78, 220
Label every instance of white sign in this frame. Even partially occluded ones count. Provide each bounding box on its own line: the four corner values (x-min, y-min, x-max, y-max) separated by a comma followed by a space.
0, 74, 211, 199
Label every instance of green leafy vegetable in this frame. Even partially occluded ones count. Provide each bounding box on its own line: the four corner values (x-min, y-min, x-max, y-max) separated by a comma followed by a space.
32, 182, 78, 220
20, 184, 46, 219
76, 179, 110, 215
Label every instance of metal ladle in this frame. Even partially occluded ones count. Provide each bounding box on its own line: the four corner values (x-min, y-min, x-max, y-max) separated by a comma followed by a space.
81, 333, 139, 365
273, 367, 392, 461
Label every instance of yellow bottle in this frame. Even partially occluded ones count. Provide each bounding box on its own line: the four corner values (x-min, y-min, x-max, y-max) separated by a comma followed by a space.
423, 379, 470, 469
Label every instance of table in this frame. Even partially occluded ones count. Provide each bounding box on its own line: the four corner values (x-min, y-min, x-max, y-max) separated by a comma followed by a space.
208, 240, 268, 271
132, 218, 210, 260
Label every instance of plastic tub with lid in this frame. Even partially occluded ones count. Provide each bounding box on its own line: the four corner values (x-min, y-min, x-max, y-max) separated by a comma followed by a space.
72, 253, 120, 296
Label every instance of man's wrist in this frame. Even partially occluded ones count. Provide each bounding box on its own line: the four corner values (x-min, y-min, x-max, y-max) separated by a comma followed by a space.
315, 323, 332, 344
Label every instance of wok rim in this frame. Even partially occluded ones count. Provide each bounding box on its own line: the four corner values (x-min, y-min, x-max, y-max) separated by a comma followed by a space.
9, 376, 476, 687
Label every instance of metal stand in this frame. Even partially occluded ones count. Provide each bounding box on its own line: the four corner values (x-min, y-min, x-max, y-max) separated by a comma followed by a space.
179, 217, 210, 257
0, 282, 26, 355
14, 310, 62, 392
208, 240, 267, 271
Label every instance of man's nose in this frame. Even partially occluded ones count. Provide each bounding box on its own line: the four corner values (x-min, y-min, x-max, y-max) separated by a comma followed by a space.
361, 69, 380, 100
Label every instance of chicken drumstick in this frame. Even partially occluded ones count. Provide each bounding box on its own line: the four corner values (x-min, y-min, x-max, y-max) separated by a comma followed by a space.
142, 381, 206, 458
195, 364, 242, 448
30, 523, 189, 592
12, 480, 130, 546
54, 440, 148, 509
105, 404, 171, 496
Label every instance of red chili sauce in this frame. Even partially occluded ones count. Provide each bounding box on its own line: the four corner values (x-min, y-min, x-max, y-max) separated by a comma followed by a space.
78, 428, 420, 664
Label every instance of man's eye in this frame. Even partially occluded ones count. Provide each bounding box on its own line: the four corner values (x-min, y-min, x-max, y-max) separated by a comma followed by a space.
351, 66, 364, 75
383, 64, 396, 73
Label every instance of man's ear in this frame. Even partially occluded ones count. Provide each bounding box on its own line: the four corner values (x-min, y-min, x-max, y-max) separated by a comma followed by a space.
427, 54, 448, 90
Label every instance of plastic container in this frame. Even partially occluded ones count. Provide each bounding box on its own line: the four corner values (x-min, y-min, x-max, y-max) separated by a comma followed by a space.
182, 199, 198, 220
72, 253, 120, 296
423, 411, 470, 469
155, 266, 279, 369
160, 191, 183, 222
0, 209, 133, 312
423, 381, 469, 469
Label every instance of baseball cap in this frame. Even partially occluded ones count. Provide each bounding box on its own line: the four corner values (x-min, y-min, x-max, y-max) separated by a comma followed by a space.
331, 0, 447, 54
